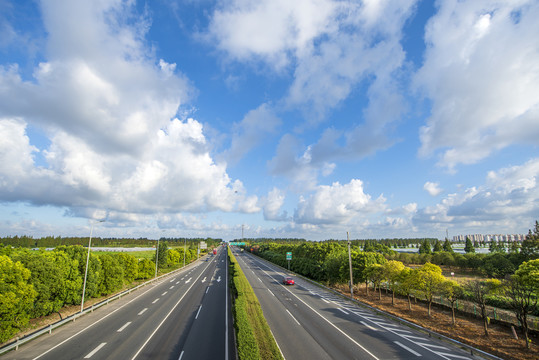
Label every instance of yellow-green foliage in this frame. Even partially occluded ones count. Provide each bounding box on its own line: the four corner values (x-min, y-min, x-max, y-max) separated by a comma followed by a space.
228, 248, 283, 360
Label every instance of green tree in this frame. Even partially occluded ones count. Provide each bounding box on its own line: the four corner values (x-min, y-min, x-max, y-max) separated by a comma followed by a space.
167, 249, 181, 266
443, 239, 454, 253
155, 241, 168, 269
98, 254, 124, 295
137, 259, 155, 279
481, 253, 515, 278
0, 255, 37, 342
395, 267, 416, 310
418, 239, 432, 254
116, 253, 138, 284
464, 237, 475, 253
382, 260, 405, 305
364, 263, 385, 300
504, 259, 539, 349
439, 279, 463, 325
433, 240, 443, 253
415, 263, 445, 317
521, 221, 539, 260
465, 279, 501, 337
342, 251, 386, 296
322, 247, 347, 285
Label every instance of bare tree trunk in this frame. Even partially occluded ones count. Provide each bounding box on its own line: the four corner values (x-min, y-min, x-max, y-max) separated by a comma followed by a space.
451, 303, 456, 325
407, 295, 412, 310
365, 280, 369, 296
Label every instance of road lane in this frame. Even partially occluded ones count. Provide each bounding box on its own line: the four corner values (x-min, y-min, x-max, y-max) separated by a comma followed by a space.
233, 248, 485, 360
2, 248, 233, 360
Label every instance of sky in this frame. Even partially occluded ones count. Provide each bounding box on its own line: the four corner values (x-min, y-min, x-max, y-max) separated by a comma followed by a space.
0, 0, 538, 241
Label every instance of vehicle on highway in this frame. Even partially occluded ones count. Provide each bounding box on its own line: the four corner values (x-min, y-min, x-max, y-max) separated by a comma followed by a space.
282, 276, 295, 285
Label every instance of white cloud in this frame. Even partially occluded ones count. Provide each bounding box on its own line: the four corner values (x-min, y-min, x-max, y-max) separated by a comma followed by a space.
413, 158, 539, 233
0, 1, 255, 221
424, 181, 443, 196
294, 179, 386, 225
262, 188, 288, 221
415, 0, 539, 170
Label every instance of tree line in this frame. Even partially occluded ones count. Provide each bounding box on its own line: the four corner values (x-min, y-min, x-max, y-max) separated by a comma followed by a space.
246, 221, 539, 349
0, 242, 203, 343
0, 236, 222, 248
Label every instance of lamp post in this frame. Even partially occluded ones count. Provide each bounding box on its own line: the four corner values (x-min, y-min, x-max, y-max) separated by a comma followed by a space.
81, 220, 104, 313
347, 232, 354, 299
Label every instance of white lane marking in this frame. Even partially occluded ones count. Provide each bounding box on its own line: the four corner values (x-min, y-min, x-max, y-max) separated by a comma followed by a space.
338, 308, 349, 315
257, 277, 262, 282
195, 305, 202, 319
176, 281, 180, 284
162, 291, 168, 296
170, 286, 175, 289
286, 309, 301, 326
170, 278, 176, 282
185, 277, 192, 284
117, 322, 132, 332
84, 343, 106, 358
138, 308, 147, 316
217, 276, 221, 282
206, 287, 209, 294
361, 321, 378, 331
394, 341, 422, 356
268, 289, 275, 296
202, 277, 207, 283
321, 298, 330, 304
178, 350, 184, 360
415, 343, 448, 350
152, 298, 159, 304
433, 352, 472, 359
131, 259, 214, 360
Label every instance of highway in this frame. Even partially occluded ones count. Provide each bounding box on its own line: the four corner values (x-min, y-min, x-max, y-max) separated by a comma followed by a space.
232, 248, 485, 360
3, 247, 234, 360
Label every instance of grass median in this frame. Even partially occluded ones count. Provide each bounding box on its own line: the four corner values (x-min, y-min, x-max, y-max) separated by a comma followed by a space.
228, 248, 283, 360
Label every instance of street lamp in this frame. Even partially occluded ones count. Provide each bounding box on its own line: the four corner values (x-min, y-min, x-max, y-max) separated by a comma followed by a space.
81, 220, 105, 313
347, 232, 354, 299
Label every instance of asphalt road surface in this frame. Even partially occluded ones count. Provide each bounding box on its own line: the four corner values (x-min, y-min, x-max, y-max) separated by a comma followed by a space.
3, 247, 234, 360
232, 248, 489, 360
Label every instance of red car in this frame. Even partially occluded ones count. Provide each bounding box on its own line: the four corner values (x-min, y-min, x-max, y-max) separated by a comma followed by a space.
282, 277, 295, 285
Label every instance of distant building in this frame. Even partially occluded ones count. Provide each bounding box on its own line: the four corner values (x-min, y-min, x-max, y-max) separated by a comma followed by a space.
452, 234, 526, 242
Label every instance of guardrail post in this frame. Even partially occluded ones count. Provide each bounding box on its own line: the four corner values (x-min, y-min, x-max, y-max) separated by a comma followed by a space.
49, 324, 52, 334
15, 337, 19, 350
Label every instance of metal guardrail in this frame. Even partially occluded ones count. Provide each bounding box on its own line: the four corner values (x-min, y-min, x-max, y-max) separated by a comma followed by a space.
243, 252, 504, 360
0, 258, 202, 355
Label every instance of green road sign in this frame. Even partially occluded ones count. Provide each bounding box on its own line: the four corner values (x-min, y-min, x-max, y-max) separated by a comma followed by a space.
286, 252, 292, 260
230, 242, 245, 246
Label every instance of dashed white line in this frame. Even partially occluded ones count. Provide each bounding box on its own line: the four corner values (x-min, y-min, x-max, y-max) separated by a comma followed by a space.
117, 322, 132, 332
162, 291, 168, 296
394, 341, 422, 356
206, 287, 210, 293
178, 350, 184, 360
138, 308, 147, 315
195, 305, 202, 319
84, 343, 106, 358
170, 285, 175, 289
152, 298, 159, 304
268, 289, 275, 296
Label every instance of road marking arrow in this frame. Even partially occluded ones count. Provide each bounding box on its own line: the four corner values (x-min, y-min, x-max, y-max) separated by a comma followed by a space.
185, 277, 192, 284
202, 277, 207, 283
217, 276, 221, 282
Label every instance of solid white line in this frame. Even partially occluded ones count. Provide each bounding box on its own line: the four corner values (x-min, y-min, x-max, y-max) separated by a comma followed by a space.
84, 343, 106, 358
117, 322, 132, 332
225, 249, 229, 360
195, 305, 202, 319
360, 321, 378, 331
138, 308, 148, 316
394, 341, 422, 356
286, 309, 301, 326
152, 298, 159, 304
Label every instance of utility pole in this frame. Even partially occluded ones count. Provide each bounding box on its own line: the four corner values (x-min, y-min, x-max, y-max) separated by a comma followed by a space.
347, 232, 354, 299
241, 224, 244, 240
154, 237, 160, 278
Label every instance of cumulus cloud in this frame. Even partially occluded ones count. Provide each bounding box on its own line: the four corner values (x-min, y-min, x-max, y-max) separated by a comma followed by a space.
415, 0, 539, 171
424, 181, 443, 196
261, 188, 288, 221
414, 158, 539, 232
294, 179, 386, 225
0, 1, 254, 220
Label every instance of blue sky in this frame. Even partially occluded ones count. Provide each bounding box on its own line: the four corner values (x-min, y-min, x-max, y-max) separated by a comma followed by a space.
0, 0, 538, 241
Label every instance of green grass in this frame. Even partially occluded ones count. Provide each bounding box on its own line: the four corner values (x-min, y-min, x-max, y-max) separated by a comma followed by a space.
228, 248, 283, 360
